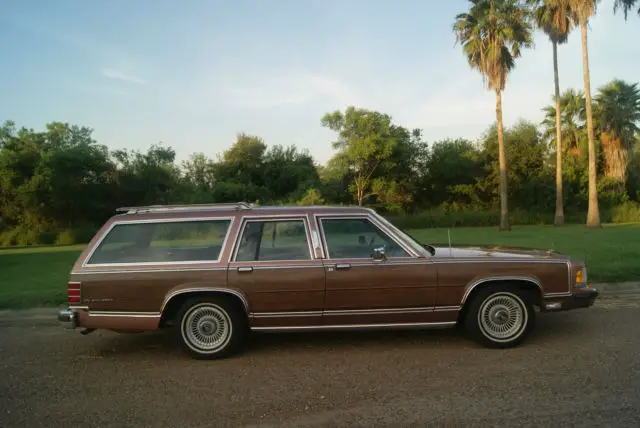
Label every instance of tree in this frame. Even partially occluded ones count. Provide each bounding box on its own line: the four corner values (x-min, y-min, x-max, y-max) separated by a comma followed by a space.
453, 0, 534, 230
111, 143, 181, 207
593, 79, 640, 182
479, 120, 555, 213
321, 107, 397, 206
569, 0, 601, 227
262, 145, 320, 203
541, 89, 586, 161
418, 138, 485, 209
528, 0, 574, 226
613, 0, 639, 19
181, 153, 218, 203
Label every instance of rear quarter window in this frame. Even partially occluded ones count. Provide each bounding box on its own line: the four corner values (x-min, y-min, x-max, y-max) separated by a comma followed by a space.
86, 219, 232, 265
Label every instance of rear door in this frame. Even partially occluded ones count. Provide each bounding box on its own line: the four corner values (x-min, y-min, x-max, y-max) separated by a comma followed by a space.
227, 215, 326, 328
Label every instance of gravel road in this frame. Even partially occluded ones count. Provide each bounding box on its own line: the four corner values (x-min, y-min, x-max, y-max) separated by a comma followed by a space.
1, 298, 639, 427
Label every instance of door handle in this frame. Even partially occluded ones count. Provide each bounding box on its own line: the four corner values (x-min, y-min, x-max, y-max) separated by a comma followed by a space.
237, 267, 253, 273
335, 263, 351, 270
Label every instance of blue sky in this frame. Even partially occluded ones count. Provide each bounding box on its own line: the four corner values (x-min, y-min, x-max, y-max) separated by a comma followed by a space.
1, 0, 639, 165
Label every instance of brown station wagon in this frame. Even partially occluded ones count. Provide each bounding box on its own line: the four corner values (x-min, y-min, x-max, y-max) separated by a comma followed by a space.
58, 202, 598, 359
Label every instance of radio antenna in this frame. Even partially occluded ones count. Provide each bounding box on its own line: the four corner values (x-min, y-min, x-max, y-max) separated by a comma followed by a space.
448, 228, 452, 257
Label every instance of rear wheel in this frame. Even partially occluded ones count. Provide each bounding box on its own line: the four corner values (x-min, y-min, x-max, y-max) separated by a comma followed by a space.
464, 286, 535, 348
175, 296, 247, 359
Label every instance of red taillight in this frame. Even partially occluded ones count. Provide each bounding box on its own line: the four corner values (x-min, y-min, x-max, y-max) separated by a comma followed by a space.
68, 282, 81, 304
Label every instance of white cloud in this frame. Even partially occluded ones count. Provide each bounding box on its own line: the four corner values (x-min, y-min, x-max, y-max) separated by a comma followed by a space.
100, 68, 147, 84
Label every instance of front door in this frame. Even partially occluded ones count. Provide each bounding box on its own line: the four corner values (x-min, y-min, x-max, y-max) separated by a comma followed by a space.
317, 215, 439, 326
227, 216, 326, 328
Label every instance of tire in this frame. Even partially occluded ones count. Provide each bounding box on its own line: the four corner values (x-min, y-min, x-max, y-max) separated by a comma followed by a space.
175, 295, 248, 359
464, 286, 535, 349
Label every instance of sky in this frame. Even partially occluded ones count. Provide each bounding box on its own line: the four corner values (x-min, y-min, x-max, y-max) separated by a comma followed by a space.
1, 0, 639, 165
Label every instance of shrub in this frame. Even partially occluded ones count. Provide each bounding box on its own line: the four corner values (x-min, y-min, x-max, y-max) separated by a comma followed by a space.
609, 201, 640, 223
385, 204, 640, 230
55, 229, 77, 245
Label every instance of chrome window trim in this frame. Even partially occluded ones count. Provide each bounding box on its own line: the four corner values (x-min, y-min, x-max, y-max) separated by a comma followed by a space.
71, 267, 228, 275
82, 216, 236, 268
229, 215, 315, 263
314, 213, 421, 260
460, 276, 542, 305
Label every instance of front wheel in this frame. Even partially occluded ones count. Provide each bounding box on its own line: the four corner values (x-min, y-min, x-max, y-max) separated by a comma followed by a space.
464, 286, 535, 349
175, 296, 247, 359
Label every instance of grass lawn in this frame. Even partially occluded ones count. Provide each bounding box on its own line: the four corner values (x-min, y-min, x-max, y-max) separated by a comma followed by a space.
1, 224, 639, 309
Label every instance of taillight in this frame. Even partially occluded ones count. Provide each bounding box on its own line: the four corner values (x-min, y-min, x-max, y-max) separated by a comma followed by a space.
68, 282, 81, 304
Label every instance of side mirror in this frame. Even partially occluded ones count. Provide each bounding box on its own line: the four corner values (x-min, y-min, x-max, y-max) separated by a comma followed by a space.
372, 246, 386, 261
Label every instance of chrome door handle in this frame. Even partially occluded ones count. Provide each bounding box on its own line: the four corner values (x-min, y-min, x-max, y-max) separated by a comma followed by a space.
335, 263, 351, 270
237, 267, 253, 273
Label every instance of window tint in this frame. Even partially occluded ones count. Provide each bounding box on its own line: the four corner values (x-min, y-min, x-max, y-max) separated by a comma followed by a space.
87, 219, 231, 264
235, 220, 310, 261
321, 218, 410, 259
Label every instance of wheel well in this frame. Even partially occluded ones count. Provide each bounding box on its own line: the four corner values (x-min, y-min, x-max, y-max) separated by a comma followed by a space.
457, 280, 542, 324
160, 291, 248, 327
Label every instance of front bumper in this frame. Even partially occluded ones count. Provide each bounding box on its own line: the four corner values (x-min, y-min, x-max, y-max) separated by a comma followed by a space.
542, 288, 599, 312
58, 308, 78, 329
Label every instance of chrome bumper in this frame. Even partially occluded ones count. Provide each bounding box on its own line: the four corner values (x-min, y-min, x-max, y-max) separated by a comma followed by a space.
58, 308, 78, 329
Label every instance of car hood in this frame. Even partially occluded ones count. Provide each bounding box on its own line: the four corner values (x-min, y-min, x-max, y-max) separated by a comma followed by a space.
429, 244, 569, 260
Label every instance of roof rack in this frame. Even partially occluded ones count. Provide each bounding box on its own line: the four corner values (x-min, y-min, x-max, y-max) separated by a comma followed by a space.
115, 202, 255, 214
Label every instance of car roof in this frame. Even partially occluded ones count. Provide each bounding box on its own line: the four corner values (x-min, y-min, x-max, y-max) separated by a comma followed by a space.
111, 203, 376, 222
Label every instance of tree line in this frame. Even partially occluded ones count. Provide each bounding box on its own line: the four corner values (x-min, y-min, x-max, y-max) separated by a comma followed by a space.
453, 0, 638, 229
1, 0, 639, 247
1, 77, 638, 246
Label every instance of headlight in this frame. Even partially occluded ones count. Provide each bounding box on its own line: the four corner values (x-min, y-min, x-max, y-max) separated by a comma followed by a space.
575, 266, 587, 287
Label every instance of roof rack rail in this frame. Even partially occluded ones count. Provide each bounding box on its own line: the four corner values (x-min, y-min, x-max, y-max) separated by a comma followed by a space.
115, 202, 255, 214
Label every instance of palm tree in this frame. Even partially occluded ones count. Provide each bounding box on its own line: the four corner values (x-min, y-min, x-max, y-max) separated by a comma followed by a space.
593, 79, 640, 182
568, 0, 600, 228
528, 0, 574, 226
453, 0, 534, 231
541, 88, 586, 161
613, 0, 639, 19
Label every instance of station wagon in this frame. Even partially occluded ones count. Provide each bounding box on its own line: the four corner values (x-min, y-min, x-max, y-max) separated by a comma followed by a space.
58, 202, 598, 359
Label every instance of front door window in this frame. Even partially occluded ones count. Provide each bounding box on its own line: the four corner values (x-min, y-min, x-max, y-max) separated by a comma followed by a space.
320, 218, 410, 259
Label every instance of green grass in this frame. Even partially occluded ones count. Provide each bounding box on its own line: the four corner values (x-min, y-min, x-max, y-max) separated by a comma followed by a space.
0, 245, 84, 309
1, 224, 639, 310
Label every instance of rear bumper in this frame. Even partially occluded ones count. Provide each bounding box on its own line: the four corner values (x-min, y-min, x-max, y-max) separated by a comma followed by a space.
542, 288, 599, 312
56, 307, 160, 331
58, 308, 78, 329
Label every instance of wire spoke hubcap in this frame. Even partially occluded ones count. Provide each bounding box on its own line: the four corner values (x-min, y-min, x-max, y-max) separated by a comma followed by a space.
183, 304, 232, 352
478, 293, 527, 341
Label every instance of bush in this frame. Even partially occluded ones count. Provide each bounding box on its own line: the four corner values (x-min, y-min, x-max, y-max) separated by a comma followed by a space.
608, 201, 640, 223
55, 229, 77, 245
386, 204, 640, 230
0, 229, 20, 247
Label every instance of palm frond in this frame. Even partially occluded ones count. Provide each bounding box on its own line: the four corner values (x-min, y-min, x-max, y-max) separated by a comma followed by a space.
453, 0, 534, 92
